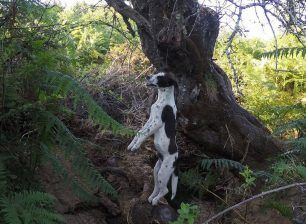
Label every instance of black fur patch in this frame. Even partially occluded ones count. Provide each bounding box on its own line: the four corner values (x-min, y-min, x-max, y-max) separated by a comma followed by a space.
161, 105, 177, 154
157, 74, 178, 88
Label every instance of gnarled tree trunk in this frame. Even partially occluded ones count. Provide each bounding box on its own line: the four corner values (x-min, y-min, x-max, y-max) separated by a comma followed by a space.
105, 0, 281, 168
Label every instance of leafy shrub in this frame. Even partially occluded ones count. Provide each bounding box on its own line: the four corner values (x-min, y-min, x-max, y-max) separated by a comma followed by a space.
239, 166, 256, 189
0, 0, 131, 213
170, 203, 199, 224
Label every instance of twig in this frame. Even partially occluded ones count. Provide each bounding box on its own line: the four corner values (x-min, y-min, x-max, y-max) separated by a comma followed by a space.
227, 0, 267, 10
223, 7, 242, 55
224, 124, 234, 157
240, 139, 250, 164
223, 3, 243, 97
225, 49, 243, 97
263, 7, 278, 71
203, 182, 306, 224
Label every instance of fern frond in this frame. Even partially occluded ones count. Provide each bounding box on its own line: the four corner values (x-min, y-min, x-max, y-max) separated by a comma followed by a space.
180, 169, 204, 191
296, 165, 306, 181
14, 191, 56, 208
0, 191, 64, 224
0, 102, 41, 121
266, 200, 293, 219
289, 137, 306, 151
274, 118, 306, 136
180, 169, 217, 197
27, 207, 65, 224
40, 143, 69, 180
200, 158, 244, 171
0, 160, 7, 195
261, 47, 306, 59
0, 197, 22, 224
70, 178, 98, 202
45, 70, 133, 136
38, 111, 117, 198
274, 118, 306, 153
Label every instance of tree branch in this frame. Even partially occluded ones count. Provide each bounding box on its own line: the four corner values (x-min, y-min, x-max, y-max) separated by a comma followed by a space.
263, 7, 278, 71
223, 6, 243, 97
203, 182, 306, 224
227, 0, 267, 10
105, 0, 152, 35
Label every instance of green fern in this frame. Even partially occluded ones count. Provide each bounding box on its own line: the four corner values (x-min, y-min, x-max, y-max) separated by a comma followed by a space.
180, 169, 217, 197
261, 47, 306, 59
0, 191, 64, 224
180, 169, 204, 191
39, 112, 117, 198
0, 159, 7, 194
289, 137, 306, 152
274, 118, 306, 152
200, 158, 244, 171
274, 118, 306, 136
1, 69, 129, 199
1, 1, 132, 223
0, 157, 64, 224
45, 70, 133, 136
296, 165, 306, 181
265, 200, 293, 219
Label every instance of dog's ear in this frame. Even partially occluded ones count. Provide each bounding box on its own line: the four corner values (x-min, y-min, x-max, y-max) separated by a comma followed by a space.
156, 71, 179, 88
165, 72, 178, 89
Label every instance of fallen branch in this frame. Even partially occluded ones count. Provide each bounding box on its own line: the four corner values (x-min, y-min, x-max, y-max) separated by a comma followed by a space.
203, 182, 306, 224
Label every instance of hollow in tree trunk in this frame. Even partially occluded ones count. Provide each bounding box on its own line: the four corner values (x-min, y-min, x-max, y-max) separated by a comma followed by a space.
105, 0, 281, 168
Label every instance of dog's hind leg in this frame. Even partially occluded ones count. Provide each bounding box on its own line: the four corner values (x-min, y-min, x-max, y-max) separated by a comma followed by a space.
171, 173, 178, 200
151, 158, 174, 206
171, 155, 179, 200
148, 159, 162, 203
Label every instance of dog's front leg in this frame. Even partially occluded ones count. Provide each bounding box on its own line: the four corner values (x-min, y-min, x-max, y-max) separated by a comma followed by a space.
127, 118, 161, 151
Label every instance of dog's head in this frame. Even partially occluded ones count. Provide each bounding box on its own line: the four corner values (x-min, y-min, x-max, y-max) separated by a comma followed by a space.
146, 72, 178, 89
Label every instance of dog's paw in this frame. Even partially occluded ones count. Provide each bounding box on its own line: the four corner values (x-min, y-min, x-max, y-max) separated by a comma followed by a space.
127, 141, 140, 151
129, 144, 140, 152
127, 142, 134, 151
151, 197, 159, 206
148, 195, 154, 204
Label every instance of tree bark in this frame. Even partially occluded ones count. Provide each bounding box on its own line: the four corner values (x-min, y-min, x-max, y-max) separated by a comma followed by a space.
105, 0, 281, 167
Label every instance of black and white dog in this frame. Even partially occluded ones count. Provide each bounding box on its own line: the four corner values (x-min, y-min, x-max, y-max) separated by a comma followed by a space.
127, 72, 179, 206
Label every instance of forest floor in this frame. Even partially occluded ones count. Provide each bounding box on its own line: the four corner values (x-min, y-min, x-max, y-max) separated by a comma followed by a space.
40, 71, 294, 224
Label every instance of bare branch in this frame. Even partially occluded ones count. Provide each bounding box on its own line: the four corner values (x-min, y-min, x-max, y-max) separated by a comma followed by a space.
104, 0, 152, 35
226, 49, 243, 97
223, 6, 243, 97
122, 16, 136, 37
263, 7, 279, 70
227, 0, 267, 10
203, 182, 306, 224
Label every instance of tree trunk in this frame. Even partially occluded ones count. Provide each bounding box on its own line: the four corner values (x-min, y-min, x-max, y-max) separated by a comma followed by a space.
105, 0, 281, 168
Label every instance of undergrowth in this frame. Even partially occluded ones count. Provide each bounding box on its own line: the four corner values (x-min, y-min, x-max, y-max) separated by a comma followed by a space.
0, 0, 132, 222
170, 203, 199, 224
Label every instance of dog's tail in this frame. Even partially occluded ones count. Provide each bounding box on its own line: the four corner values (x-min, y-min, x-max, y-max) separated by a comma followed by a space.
171, 173, 178, 200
